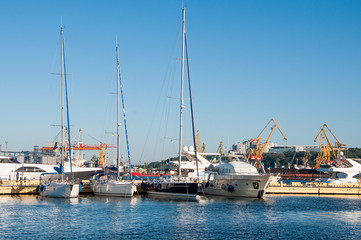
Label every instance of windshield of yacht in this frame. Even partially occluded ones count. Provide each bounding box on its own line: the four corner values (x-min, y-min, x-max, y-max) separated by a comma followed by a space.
220, 156, 247, 163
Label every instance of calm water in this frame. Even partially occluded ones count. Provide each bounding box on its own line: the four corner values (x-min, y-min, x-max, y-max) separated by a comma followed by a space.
0, 194, 360, 239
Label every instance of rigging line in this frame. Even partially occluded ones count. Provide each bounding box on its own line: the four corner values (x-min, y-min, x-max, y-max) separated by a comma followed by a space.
139, 20, 183, 163
63, 38, 73, 181
51, 130, 62, 143
185, 33, 199, 180
82, 131, 104, 143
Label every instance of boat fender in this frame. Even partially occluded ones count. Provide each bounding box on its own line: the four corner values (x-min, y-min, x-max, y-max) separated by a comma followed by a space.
40, 185, 45, 192
257, 190, 264, 199
141, 182, 145, 190
221, 184, 226, 190
36, 185, 40, 192
227, 185, 234, 192
205, 182, 210, 188
358, 179, 361, 184
156, 183, 160, 190
79, 184, 82, 192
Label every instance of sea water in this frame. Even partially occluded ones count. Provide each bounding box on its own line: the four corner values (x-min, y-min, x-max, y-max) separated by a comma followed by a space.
0, 194, 360, 239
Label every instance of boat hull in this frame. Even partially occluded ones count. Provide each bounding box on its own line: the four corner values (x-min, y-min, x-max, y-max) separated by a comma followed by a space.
202, 175, 272, 198
91, 181, 137, 197
146, 181, 198, 199
39, 182, 80, 198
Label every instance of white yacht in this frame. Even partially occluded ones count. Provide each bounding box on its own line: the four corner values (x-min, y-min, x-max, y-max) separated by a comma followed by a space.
317, 158, 361, 184
91, 178, 137, 197
91, 43, 137, 197
0, 155, 100, 181
202, 156, 272, 198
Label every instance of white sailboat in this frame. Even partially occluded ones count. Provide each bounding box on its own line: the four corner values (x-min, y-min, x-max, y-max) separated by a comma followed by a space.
39, 24, 80, 198
91, 43, 137, 197
146, 8, 199, 199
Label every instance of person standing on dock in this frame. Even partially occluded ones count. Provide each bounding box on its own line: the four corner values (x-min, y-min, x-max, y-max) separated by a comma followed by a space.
9, 170, 14, 182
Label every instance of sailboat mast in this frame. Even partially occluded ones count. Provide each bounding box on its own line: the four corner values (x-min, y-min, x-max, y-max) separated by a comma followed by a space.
116, 44, 120, 179
60, 25, 65, 182
178, 8, 186, 177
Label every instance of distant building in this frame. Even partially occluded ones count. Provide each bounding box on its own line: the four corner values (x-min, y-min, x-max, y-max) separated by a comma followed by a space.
232, 141, 277, 154
232, 141, 319, 154
268, 145, 319, 153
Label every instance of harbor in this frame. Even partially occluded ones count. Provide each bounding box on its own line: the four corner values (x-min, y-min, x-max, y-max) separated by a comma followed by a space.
1, 1, 361, 239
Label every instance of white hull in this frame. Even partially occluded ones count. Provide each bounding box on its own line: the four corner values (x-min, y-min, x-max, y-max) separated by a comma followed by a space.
0, 161, 100, 181
203, 175, 272, 198
39, 182, 79, 198
92, 181, 137, 197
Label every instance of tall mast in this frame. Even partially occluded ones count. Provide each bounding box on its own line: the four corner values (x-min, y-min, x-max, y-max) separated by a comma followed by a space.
116, 44, 120, 179
60, 24, 65, 181
178, 8, 186, 177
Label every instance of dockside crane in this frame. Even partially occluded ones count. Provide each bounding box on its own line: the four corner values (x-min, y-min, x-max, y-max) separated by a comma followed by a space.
313, 124, 347, 167
248, 119, 287, 161
195, 130, 207, 153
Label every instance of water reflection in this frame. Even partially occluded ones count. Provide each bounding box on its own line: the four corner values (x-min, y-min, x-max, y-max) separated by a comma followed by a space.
0, 195, 360, 239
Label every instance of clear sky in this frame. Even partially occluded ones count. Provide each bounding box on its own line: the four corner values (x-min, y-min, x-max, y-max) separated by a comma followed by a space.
1, 0, 361, 165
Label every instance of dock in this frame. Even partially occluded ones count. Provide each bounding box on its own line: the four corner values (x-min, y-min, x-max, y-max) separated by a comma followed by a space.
0, 180, 93, 195
0, 180, 40, 195
267, 181, 361, 195
2, 180, 361, 196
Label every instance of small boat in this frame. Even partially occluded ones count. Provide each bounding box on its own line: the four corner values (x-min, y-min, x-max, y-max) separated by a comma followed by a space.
202, 156, 272, 198
39, 24, 79, 198
145, 8, 199, 199
91, 43, 136, 197
91, 179, 136, 197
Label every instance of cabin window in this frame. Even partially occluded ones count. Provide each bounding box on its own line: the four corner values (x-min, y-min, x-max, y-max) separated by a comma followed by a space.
352, 173, 361, 179
336, 172, 347, 179
15, 167, 46, 173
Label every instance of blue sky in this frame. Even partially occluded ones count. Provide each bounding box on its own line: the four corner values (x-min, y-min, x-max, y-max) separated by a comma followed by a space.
1, 1, 361, 165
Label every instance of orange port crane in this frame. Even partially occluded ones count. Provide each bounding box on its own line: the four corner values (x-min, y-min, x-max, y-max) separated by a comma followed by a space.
41, 143, 116, 151
248, 119, 287, 161
313, 124, 347, 167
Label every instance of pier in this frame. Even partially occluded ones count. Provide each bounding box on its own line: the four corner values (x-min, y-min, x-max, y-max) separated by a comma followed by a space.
0, 180, 93, 195
2, 180, 361, 196
267, 181, 361, 195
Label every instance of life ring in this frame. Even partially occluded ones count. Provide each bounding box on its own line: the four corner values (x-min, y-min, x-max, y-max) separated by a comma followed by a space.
358, 179, 361, 184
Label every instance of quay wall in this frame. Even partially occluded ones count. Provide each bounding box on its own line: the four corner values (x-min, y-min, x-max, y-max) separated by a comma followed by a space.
0, 180, 92, 195
267, 181, 361, 195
